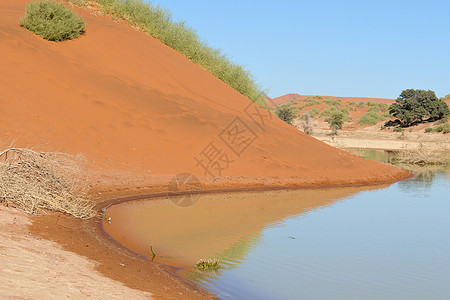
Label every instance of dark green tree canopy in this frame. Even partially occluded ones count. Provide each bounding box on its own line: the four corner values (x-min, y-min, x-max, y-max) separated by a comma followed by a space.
276, 106, 296, 125
325, 111, 346, 130
388, 89, 449, 125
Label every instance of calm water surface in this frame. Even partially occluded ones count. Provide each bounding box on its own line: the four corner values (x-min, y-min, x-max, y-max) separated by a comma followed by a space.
104, 152, 450, 299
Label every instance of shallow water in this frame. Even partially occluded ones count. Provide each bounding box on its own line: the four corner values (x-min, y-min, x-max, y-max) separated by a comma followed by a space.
104, 154, 450, 299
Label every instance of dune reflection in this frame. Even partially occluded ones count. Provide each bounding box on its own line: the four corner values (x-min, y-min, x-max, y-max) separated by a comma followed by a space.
104, 185, 387, 267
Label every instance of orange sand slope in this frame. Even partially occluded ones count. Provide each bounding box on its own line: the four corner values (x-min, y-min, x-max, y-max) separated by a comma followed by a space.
0, 0, 409, 192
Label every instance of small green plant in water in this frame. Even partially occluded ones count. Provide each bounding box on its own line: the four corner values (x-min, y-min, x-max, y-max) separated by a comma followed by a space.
20, 0, 86, 41
195, 258, 221, 270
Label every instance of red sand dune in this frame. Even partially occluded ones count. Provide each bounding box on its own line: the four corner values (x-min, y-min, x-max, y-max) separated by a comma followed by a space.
0, 0, 409, 195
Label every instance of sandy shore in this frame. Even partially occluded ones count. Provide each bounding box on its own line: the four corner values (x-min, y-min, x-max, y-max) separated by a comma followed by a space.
312, 130, 450, 151
0, 205, 152, 299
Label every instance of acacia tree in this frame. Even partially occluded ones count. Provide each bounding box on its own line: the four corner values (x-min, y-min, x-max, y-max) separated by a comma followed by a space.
276, 106, 295, 125
325, 110, 346, 138
389, 89, 449, 125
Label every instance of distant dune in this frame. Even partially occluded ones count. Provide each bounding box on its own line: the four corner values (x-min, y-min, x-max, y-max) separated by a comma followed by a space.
1, 0, 409, 196
268, 93, 395, 108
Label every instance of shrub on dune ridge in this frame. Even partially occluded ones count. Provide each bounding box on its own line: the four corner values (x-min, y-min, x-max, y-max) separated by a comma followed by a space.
67, 0, 266, 107
20, 0, 86, 41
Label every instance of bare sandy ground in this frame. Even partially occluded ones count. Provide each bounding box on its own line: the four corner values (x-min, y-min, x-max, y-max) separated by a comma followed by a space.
312, 128, 450, 151
0, 205, 152, 299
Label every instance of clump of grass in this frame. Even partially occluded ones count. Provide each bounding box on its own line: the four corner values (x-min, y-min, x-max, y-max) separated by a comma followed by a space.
0, 148, 96, 219
20, 0, 86, 41
358, 111, 386, 125
425, 122, 450, 134
366, 101, 389, 111
324, 98, 341, 106
195, 258, 221, 270
308, 108, 320, 118
320, 106, 350, 119
73, 0, 266, 106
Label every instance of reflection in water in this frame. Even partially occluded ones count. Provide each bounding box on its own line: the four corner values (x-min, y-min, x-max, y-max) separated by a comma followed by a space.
104, 151, 450, 300
104, 185, 380, 267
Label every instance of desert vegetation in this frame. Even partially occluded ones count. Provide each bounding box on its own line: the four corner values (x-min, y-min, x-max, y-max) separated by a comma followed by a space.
195, 258, 221, 270
393, 143, 448, 165
299, 112, 316, 135
0, 148, 96, 219
358, 108, 386, 125
388, 89, 449, 126
425, 122, 450, 134
65, 0, 266, 107
20, 0, 85, 41
325, 111, 347, 137
276, 106, 296, 125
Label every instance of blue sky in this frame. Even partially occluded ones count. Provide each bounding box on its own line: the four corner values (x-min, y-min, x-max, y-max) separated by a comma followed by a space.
152, 0, 449, 99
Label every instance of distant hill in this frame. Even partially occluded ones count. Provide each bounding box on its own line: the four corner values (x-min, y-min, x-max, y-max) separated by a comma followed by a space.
268, 93, 394, 108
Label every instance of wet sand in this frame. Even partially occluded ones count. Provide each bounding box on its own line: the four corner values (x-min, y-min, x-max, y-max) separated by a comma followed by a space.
0, 206, 152, 299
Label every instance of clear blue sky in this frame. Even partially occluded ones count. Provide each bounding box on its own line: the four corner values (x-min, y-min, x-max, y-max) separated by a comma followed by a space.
152, 0, 449, 99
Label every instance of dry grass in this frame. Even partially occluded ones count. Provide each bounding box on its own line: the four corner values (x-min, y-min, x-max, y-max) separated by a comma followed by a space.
393, 142, 448, 165
0, 148, 96, 219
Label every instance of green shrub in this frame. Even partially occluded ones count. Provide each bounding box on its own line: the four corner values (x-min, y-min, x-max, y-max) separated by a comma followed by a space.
393, 127, 404, 132
367, 106, 379, 113
291, 107, 300, 115
339, 107, 350, 115
357, 101, 365, 108
325, 111, 348, 136
358, 111, 385, 125
433, 123, 450, 133
320, 106, 350, 118
324, 98, 341, 106
301, 99, 322, 108
389, 89, 449, 125
320, 107, 336, 117
424, 122, 450, 133
308, 108, 320, 117
382, 111, 392, 118
276, 107, 295, 125
437, 116, 448, 124
73, 0, 266, 107
195, 258, 220, 270
20, 1, 85, 41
